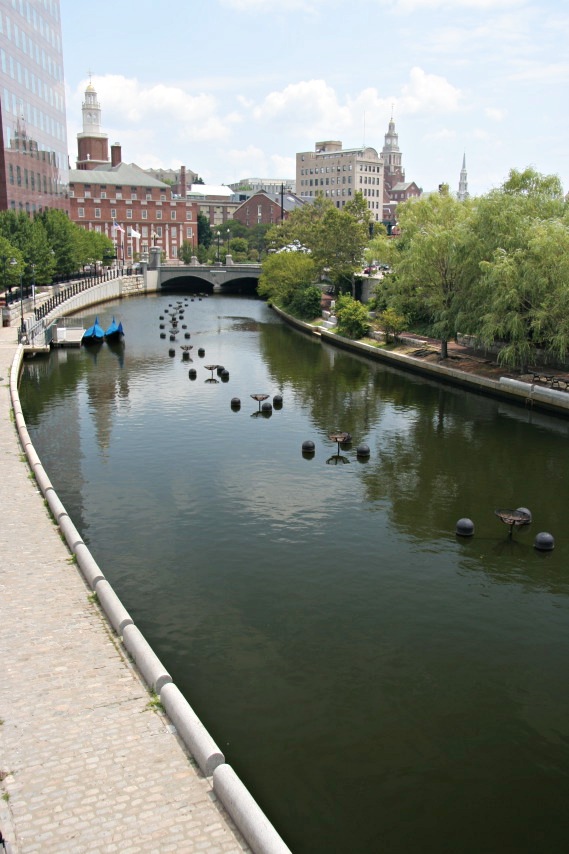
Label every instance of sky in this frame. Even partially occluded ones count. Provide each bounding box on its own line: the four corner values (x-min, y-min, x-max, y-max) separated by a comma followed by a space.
60, 0, 568, 198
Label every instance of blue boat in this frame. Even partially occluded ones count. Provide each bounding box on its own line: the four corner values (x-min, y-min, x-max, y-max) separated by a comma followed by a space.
104, 317, 124, 343
82, 316, 105, 345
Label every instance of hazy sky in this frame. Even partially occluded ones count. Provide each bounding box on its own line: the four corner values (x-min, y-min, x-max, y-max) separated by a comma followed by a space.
60, 0, 568, 197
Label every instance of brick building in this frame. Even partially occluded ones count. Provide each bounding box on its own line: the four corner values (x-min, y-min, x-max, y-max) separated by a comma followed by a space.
232, 190, 305, 227
68, 81, 198, 261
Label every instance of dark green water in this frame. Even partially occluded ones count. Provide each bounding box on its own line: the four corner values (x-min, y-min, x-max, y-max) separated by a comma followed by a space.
20, 295, 569, 853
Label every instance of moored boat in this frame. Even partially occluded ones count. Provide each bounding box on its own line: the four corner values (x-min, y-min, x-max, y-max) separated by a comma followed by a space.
82, 316, 105, 345
104, 317, 124, 343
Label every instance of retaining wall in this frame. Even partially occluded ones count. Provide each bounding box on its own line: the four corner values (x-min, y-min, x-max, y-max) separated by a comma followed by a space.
11, 343, 292, 854
271, 305, 569, 419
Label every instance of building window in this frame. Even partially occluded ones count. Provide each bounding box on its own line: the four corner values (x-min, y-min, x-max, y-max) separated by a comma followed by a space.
156, 210, 162, 219
111, 208, 116, 218
171, 210, 176, 220
186, 227, 193, 238
186, 210, 192, 220
155, 226, 162, 237
94, 208, 101, 218
141, 209, 147, 219
78, 207, 84, 217
116, 193, 122, 199
126, 209, 132, 219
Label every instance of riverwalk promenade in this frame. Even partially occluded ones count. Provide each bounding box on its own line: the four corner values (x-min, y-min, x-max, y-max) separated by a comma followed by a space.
0, 323, 250, 852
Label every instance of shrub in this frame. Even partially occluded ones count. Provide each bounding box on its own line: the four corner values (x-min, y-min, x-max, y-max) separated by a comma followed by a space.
286, 286, 323, 320
334, 294, 370, 339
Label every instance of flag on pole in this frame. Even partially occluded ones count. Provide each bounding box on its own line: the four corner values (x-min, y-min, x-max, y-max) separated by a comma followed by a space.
130, 227, 141, 239
113, 221, 125, 233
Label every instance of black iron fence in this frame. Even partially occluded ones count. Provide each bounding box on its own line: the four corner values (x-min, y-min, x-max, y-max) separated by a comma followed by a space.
33, 267, 125, 322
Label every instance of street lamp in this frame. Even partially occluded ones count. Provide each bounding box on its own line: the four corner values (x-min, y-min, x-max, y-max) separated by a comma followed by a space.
10, 258, 25, 340
31, 262, 36, 312
216, 230, 220, 263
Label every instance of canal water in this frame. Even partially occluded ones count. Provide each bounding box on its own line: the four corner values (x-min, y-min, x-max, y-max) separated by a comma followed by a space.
19, 294, 569, 854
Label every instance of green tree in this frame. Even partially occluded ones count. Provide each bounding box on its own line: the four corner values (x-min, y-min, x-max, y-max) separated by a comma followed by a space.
265, 194, 369, 293
228, 237, 248, 261
179, 240, 194, 264
258, 251, 316, 305
286, 285, 322, 320
197, 213, 212, 248
377, 307, 406, 343
385, 192, 473, 358
334, 294, 370, 339
37, 209, 78, 276
463, 167, 567, 368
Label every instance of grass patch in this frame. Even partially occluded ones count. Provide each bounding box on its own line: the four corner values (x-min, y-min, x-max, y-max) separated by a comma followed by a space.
88, 592, 98, 604
146, 693, 164, 713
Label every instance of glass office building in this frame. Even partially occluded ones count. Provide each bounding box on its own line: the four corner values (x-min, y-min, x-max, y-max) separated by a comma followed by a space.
0, 0, 68, 214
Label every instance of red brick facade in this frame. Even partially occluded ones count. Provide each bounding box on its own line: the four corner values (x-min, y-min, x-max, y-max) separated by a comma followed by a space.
69, 167, 199, 262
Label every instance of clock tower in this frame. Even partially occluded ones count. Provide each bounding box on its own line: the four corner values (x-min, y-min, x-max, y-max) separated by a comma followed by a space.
76, 77, 110, 170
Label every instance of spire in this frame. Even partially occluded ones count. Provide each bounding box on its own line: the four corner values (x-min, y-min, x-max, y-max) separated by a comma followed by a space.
382, 115, 404, 184
458, 153, 469, 201
82, 77, 102, 135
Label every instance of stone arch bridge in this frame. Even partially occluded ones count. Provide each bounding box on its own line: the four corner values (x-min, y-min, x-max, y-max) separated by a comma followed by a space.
157, 264, 262, 295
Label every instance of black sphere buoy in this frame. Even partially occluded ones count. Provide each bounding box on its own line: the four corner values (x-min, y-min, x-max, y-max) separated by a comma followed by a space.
221, 370, 229, 381
356, 443, 370, 458
159, 315, 164, 320
231, 397, 241, 409
159, 324, 165, 329
302, 440, 315, 454
261, 401, 272, 411
516, 507, 532, 524
182, 351, 190, 361
188, 368, 197, 379
182, 324, 187, 329
198, 348, 205, 357
534, 531, 554, 551
456, 518, 475, 537
273, 394, 283, 408
168, 348, 176, 357
216, 365, 225, 375
160, 332, 166, 339
184, 332, 190, 339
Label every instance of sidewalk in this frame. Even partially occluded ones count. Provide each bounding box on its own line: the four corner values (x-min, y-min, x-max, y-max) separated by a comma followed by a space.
0, 324, 248, 852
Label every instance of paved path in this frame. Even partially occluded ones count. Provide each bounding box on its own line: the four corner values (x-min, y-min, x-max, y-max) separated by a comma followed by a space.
0, 324, 249, 852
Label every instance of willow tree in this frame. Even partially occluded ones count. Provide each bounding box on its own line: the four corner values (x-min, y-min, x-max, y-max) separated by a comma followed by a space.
465, 168, 567, 369
385, 191, 474, 358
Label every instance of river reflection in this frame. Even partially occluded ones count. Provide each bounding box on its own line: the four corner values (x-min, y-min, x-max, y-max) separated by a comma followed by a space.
19, 294, 569, 854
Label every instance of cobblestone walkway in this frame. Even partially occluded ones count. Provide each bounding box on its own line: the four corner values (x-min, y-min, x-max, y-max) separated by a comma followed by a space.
0, 326, 248, 852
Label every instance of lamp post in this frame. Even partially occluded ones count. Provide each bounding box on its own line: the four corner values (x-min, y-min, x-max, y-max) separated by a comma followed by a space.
216, 230, 220, 263
10, 258, 25, 340
1, 254, 7, 305
31, 263, 36, 312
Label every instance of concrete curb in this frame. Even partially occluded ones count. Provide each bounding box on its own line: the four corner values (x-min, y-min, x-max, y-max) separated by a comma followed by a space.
213, 764, 293, 854
10, 341, 291, 854
160, 682, 225, 777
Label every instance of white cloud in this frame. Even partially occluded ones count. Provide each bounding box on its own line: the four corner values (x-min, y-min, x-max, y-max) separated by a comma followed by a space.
75, 75, 236, 144
400, 67, 462, 113
485, 107, 505, 121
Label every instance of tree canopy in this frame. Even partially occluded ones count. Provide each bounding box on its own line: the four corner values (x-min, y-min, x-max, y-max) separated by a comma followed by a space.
370, 167, 569, 368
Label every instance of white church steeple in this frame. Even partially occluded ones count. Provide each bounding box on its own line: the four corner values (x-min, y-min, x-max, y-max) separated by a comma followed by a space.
458, 153, 469, 201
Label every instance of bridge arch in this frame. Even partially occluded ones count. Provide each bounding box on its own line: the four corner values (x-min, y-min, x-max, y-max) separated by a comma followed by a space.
158, 264, 262, 296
